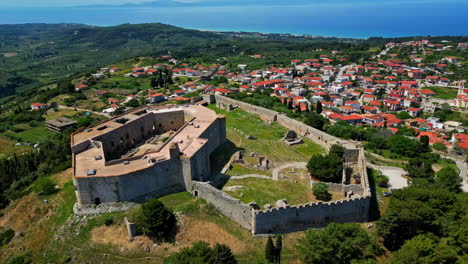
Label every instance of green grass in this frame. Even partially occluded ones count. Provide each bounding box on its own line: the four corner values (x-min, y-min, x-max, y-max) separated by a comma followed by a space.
228, 164, 270, 176
207, 105, 325, 163
44, 109, 81, 120
223, 178, 312, 207
2, 124, 56, 143
0, 136, 31, 158
427, 86, 458, 99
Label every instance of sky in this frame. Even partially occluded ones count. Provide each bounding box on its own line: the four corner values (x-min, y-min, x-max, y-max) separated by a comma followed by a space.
0, 0, 468, 8
1, 0, 461, 8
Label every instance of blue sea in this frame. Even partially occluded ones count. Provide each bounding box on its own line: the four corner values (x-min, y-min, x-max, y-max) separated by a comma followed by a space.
0, 1, 467, 38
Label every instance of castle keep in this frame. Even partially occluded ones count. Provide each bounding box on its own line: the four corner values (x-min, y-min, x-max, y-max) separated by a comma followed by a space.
71, 105, 226, 212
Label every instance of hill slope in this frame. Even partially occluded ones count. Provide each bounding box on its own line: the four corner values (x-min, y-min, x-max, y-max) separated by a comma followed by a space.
0, 23, 224, 98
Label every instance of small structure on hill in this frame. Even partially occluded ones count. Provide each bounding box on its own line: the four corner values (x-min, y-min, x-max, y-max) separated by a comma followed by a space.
282, 130, 304, 145
45, 116, 77, 133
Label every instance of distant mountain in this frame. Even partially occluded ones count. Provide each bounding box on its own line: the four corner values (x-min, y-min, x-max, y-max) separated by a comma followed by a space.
78, 0, 318, 8
0, 23, 224, 98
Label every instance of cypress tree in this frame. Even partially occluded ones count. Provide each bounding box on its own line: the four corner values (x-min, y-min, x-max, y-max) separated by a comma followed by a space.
275, 235, 283, 264
265, 236, 275, 263
316, 101, 323, 114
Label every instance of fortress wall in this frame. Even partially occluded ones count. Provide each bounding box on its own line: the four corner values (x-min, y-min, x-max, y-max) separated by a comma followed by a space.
71, 140, 91, 154
252, 196, 371, 234
213, 95, 342, 150
191, 181, 253, 230
73, 176, 120, 206
117, 158, 185, 203
199, 116, 227, 154
95, 110, 185, 161
181, 142, 212, 186
74, 158, 185, 207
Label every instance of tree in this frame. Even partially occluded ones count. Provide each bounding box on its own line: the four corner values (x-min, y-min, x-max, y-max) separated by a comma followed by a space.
297, 223, 376, 264
313, 182, 332, 201
213, 243, 238, 264
150, 77, 158, 88
164, 241, 237, 264
435, 166, 461, 193
304, 112, 325, 130
139, 199, 176, 240
57, 79, 74, 94
274, 235, 283, 264
388, 235, 457, 264
265, 236, 275, 263
397, 111, 412, 120
316, 101, 323, 114
405, 157, 435, 180
432, 142, 447, 152
387, 135, 419, 157
377, 184, 461, 251
307, 145, 345, 182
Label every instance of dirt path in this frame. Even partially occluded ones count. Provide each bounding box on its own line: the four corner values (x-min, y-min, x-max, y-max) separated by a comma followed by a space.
272, 162, 307, 180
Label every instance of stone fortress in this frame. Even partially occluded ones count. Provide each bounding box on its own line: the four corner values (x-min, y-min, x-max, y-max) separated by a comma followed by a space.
71, 95, 371, 235
71, 105, 226, 211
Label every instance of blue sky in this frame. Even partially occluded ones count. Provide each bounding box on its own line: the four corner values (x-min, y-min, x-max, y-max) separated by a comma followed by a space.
1, 0, 465, 7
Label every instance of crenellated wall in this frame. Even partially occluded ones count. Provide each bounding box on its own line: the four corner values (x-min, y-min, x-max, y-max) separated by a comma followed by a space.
252, 196, 371, 234
205, 95, 372, 235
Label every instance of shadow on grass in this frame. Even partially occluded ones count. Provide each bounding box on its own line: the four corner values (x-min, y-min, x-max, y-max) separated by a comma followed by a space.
367, 167, 380, 221
210, 140, 244, 175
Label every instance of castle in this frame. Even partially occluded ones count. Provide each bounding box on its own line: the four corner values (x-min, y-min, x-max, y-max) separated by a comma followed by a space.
71, 105, 226, 211
71, 97, 371, 235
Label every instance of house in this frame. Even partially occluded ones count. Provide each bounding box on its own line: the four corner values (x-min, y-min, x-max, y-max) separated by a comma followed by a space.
361, 106, 378, 114
110, 67, 121, 73
212, 88, 233, 95
148, 93, 165, 103
31, 103, 47, 111
92, 73, 104, 79
96, 90, 109, 97
444, 57, 459, 63
406, 107, 421, 117
75, 84, 89, 91
45, 116, 77, 133
426, 117, 444, 130
408, 70, 422, 79
174, 90, 185, 96
420, 89, 436, 98
344, 101, 361, 110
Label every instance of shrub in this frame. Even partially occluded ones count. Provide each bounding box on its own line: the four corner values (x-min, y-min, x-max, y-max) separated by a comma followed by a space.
313, 183, 332, 201
34, 177, 57, 195
164, 241, 237, 264
104, 215, 114, 226
0, 229, 15, 246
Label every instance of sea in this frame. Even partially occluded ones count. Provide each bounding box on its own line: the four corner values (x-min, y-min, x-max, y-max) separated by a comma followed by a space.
0, 1, 467, 38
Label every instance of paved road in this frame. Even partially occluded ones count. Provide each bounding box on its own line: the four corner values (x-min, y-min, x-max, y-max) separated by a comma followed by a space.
368, 164, 408, 189
455, 160, 468, 192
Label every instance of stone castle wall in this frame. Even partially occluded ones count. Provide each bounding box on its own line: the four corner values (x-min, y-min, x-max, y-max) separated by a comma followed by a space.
202, 95, 372, 235
191, 181, 253, 230
252, 196, 371, 234
73, 107, 226, 212
213, 95, 345, 150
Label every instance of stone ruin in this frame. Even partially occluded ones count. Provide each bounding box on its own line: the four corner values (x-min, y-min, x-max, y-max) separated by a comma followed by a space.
282, 130, 304, 146
258, 156, 270, 170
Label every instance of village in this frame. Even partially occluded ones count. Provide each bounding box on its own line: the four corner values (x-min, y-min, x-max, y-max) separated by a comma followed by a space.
29, 39, 467, 159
